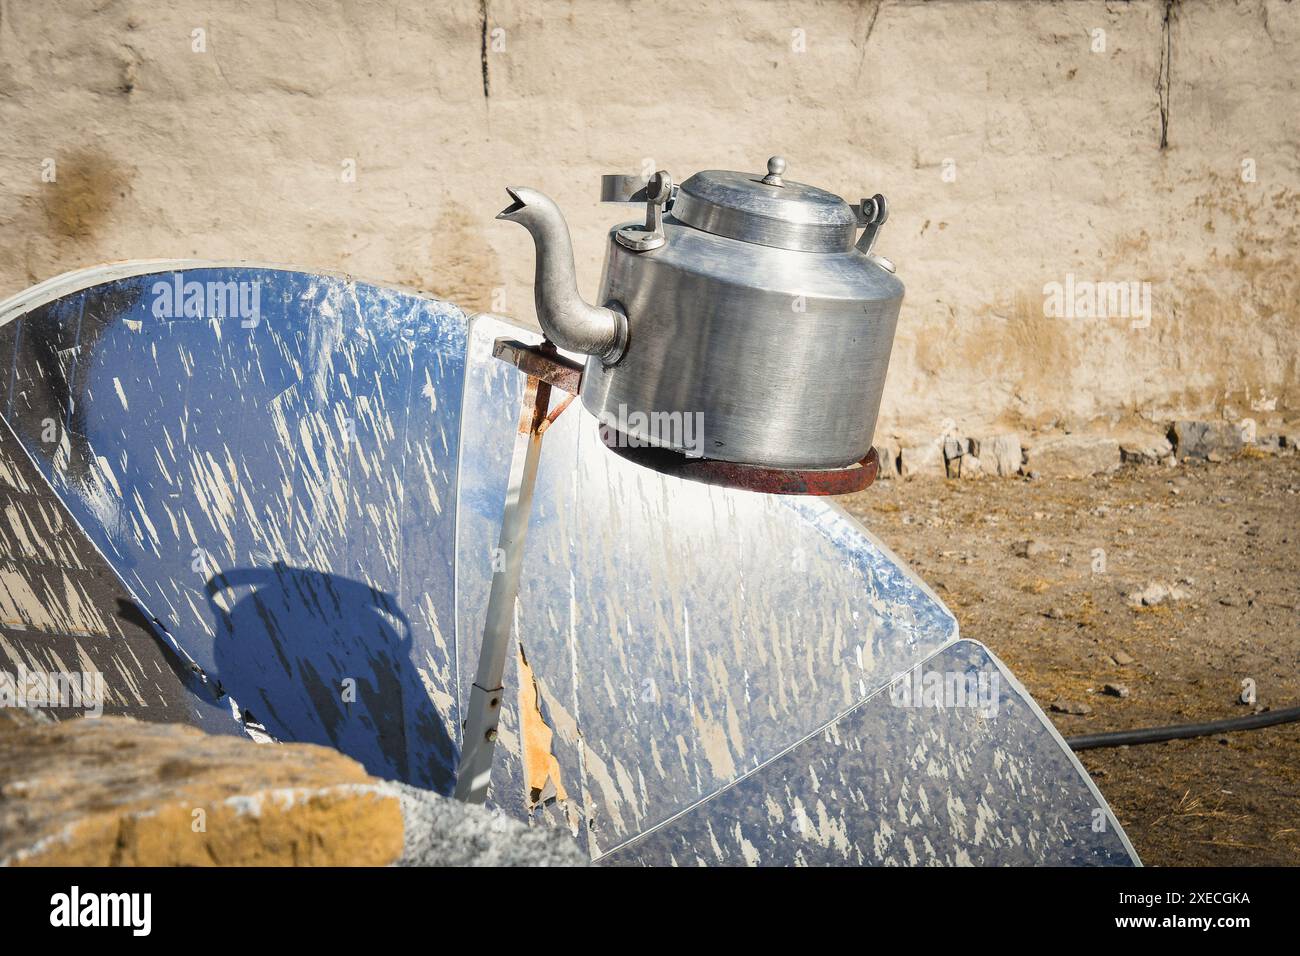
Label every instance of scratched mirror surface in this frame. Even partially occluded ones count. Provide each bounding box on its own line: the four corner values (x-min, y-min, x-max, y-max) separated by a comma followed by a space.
0, 267, 1136, 866
0, 265, 467, 791
603, 640, 1138, 866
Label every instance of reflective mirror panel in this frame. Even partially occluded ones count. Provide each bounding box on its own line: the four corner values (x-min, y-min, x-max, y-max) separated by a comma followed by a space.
0, 267, 1136, 865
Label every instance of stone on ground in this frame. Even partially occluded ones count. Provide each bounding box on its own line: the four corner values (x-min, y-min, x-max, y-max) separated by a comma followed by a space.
390, 781, 585, 866
983, 434, 1023, 476
1126, 581, 1192, 607
873, 438, 901, 479
1170, 420, 1244, 461
899, 438, 946, 478
1026, 435, 1121, 477
1118, 431, 1174, 465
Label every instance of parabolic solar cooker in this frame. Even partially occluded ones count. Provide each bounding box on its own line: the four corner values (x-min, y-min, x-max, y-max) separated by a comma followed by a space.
0, 155, 1137, 866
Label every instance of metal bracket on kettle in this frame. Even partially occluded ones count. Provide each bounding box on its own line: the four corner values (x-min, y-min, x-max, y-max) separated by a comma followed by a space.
854, 193, 889, 256
602, 170, 674, 252
854, 193, 895, 273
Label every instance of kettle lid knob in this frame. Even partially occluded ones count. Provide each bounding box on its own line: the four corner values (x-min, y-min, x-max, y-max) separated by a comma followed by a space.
760, 155, 787, 187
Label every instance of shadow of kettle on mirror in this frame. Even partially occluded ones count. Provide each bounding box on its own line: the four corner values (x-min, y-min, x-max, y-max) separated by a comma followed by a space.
205, 562, 458, 795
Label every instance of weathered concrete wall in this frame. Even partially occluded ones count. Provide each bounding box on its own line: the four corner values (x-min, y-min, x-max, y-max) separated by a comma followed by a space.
1, 0, 1296, 435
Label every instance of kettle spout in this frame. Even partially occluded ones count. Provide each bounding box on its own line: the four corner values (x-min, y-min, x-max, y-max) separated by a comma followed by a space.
496, 186, 628, 364
495, 187, 530, 221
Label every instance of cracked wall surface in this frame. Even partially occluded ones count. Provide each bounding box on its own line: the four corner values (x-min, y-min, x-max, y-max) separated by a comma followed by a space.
0, 0, 1296, 435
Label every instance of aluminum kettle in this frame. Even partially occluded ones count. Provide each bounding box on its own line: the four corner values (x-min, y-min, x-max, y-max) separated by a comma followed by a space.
497, 156, 902, 471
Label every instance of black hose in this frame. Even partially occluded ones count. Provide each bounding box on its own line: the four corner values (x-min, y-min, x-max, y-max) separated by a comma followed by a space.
1065, 705, 1300, 751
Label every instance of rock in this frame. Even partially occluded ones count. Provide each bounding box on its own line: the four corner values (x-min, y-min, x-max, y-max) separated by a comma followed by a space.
1050, 700, 1093, 716
0, 705, 52, 728
1111, 649, 1136, 666
983, 433, 1023, 477
960, 454, 985, 478
1012, 539, 1050, 558
1251, 433, 1284, 455
390, 782, 586, 867
1170, 420, 1243, 461
941, 437, 988, 479
899, 439, 947, 478
1127, 582, 1164, 606
1119, 432, 1174, 465
0, 714, 585, 867
1102, 683, 1130, 699
0, 715, 405, 866
1126, 581, 1191, 607
1025, 435, 1120, 478
873, 439, 901, 479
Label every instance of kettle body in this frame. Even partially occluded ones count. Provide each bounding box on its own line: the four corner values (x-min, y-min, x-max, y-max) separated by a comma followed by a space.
498, 157, 902, 471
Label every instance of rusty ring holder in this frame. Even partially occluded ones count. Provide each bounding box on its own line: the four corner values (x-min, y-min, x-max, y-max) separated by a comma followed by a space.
601, 436, 879, 496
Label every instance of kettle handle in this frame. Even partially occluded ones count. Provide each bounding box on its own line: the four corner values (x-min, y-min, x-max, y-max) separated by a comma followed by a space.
600, 174, 650, 202
600, 173, 678, 208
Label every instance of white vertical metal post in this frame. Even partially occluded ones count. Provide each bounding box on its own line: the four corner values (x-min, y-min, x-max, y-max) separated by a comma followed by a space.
454, 373, 552, 804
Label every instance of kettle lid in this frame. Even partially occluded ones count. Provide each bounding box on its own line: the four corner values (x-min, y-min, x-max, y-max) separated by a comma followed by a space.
673, 156, 858, 254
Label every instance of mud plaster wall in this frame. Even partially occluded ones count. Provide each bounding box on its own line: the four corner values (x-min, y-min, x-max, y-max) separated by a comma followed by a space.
0, 0, 1296, 435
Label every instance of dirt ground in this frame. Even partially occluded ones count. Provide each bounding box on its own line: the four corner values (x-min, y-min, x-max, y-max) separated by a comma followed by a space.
840, 453, 1300, 867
